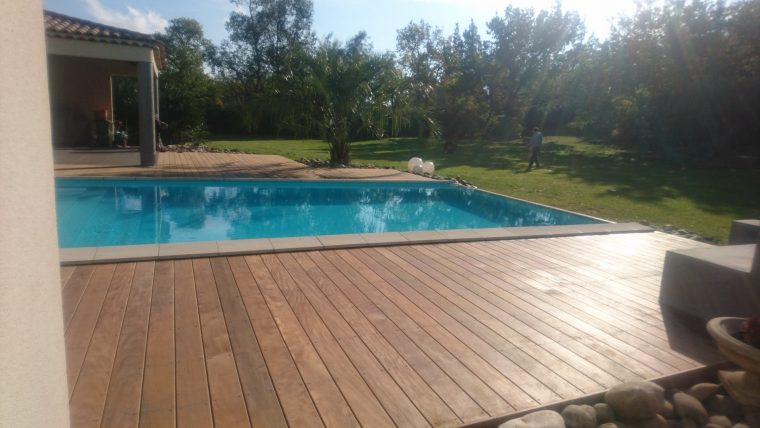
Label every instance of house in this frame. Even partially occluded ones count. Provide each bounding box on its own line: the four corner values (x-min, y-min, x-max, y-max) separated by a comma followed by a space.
44, 10, 166, 166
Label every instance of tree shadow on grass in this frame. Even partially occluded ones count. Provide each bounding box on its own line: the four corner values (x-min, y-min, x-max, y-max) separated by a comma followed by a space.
354, 137, 759, 219
542, 143, 760, 217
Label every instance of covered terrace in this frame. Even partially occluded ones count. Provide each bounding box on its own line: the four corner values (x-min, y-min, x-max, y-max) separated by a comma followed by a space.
45, 10, 165, 166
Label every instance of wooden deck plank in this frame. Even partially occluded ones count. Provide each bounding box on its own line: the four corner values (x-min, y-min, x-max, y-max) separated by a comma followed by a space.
343, 247, 551, 408
408, 243, 642, 388
245, 256, 372, 426
209, 257, 289, 428
69, 263, 135, 428
445, 241, 671, 378
278, 252, 460, 428
61, 265, 77, 288
227, 256, 334, 428
316, 250, 518, 416
65, 264, 116, 397
480, 240, 697, 371
100, 262, 155, 427
424, 242, 645, 385
258, 253, 404, 428
192, 258, 251, 428
512, 239, 673, 328
303, 251, 490, 424
381, 245, 600, 397
173, 260, 213, 428
62, 265, 97, 330
292, 253, 479, 426
63, 233, 724, 428
140, 261, 176, 428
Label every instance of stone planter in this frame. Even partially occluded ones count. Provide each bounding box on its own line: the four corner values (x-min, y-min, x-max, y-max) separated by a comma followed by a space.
706, 317, 760, 406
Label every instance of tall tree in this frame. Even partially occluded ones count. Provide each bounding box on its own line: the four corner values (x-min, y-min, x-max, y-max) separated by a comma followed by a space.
485, 5, 585, 135
157, 18, 212, 142
396, 21, 444, 138
212, 0, 315, 134
309, 33, 396, 164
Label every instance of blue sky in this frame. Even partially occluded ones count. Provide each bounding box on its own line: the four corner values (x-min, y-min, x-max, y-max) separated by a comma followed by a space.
43, 0, 643, 52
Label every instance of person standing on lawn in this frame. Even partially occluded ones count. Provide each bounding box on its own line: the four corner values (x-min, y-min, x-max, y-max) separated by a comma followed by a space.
527, 127, 543, 170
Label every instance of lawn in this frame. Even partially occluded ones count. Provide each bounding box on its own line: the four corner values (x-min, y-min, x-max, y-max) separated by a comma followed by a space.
207, 136, 760, 242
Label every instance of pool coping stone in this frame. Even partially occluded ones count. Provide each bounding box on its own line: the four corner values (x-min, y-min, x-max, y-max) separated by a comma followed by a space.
60, 222, 654, 265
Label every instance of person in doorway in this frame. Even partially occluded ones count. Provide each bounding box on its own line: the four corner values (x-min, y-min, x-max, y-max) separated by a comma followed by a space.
527, 127, 543, 170
155, 116, 168, 151
114, 121, 128, 148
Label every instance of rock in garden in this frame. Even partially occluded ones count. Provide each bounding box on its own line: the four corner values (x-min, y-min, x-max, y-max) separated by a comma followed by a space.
707, 395, 743, 422
673, 392, 709, 425
605, 381, 665, 420
497, 410, 565, 428
731, 423, 750, 428
678, 418, 697, 428
707, 415, 732, 428
661, 399, 675, 418
595, 402, 616, 424
561, 404, 596, 428
686, 383, 721, 401
597, 423, 632, 428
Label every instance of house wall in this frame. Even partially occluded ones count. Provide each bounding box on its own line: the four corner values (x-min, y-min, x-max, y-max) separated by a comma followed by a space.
0, 0, 71, 427
47, 55, 136, 146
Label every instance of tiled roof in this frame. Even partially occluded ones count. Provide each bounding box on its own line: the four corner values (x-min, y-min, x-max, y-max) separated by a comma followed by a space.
44, 10, 165, 68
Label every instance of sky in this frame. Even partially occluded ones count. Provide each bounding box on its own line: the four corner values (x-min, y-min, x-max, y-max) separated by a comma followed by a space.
43, 0, 643, 52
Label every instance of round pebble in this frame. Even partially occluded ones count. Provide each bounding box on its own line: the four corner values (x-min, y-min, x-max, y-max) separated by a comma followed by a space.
605, 382, 665, 420
673, 392, 709, 425
686, 383, 721, 401
708, 415, 732, 428
594, 402, 616, 424
561, 404, 596, 428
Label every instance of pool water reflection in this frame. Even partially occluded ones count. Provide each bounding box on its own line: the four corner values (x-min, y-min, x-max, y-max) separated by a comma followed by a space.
55, 179, 600, 248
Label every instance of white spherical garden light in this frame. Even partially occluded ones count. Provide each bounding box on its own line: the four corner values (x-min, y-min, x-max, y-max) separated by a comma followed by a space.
407, 157, 423, 173
422, 161, 435, 175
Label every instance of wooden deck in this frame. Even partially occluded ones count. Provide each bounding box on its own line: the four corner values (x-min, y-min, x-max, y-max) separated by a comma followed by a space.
61, 232, 722, 428
54, 149, 425, 180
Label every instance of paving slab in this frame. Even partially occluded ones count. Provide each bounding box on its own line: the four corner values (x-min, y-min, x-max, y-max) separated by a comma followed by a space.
217, 238, 274, 255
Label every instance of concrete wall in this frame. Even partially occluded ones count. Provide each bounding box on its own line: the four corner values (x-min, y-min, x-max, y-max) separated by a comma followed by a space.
0, 1, 71, 427
47, 55, 136, 146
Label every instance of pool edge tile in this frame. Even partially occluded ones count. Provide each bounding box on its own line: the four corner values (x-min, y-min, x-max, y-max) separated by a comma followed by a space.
317, 234, 368, 249
93, 244, 159, 263
435, 229, 485, 242
60, 247, 97, 265
158, 241, 220, 259
217, 238, 274, 256
359, 232, 409, 245
400, 230, 448, 244
270, 236, 324, 252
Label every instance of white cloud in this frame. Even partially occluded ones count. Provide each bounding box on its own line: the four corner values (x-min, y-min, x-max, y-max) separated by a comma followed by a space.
82, 0, 168, 34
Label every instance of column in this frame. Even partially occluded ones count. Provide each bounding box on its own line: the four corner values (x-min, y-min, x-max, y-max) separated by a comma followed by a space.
138, 61, 156, 166
0, 1, 71, 426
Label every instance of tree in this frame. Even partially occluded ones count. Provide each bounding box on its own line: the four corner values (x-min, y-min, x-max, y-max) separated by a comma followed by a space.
437, 21, 493, 139
485, 5, 585, 135
211, 0, 315, 135
157, 18, 212, 142
395, 21, 444, 139
308, 33, 396, 164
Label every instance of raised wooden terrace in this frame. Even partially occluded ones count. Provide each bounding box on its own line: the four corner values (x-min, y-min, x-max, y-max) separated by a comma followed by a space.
61, 231, 722, 428
54, 149, 425, 180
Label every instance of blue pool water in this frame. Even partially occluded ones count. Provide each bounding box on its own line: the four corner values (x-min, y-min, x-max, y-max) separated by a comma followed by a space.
55, 179, 600, 248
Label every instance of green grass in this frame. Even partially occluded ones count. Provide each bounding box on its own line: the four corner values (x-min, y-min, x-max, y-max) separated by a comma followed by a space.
206, 136, 760, 242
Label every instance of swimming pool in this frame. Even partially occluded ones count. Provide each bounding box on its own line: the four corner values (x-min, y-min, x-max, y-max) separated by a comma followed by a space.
55, 178, 600, 248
